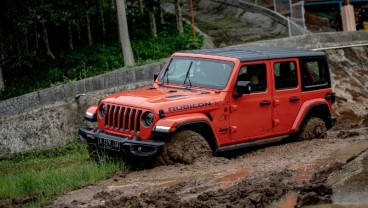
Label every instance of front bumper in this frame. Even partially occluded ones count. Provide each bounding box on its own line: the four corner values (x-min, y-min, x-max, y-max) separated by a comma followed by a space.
79, 127, 165, 157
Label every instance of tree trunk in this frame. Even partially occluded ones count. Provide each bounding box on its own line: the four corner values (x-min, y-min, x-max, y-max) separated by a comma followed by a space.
99, 0, 106, 39
24, 33, 29, 55
42, 22, 56, 60
0, 65, 4, 91
149, 11, 157, 37
86, 13, 93, 47
174, 0, 184, 34
116, 0, 135, 66
77, 21, 81, 41
0, 22, 4, 91
34, 22, 39, 49
110, 0, 116, 20
138, 0, 144, 15
159, 0, 165, 24
68, 21, 74, 50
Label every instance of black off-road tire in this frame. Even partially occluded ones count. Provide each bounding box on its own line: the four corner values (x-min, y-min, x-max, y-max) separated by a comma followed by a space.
156, 130, 212, 165
298, 117, 327, 140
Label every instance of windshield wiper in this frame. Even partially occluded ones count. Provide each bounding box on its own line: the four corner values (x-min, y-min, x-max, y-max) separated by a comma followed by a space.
183, 61, 193, 87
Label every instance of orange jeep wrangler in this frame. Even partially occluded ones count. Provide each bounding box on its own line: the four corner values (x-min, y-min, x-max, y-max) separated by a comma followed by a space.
79, 46, 336, 165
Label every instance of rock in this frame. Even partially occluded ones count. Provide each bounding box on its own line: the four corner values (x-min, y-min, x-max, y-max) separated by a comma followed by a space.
249, 193, 263, 203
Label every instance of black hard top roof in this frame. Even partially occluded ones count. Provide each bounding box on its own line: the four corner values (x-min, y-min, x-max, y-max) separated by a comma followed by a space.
178, 46, 325, 62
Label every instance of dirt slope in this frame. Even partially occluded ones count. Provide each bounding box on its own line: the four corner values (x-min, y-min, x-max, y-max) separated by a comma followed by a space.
327, 47, 368, 129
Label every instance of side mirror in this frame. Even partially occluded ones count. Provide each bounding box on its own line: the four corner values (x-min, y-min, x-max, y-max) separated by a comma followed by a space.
233, 81, 251, 98
153, 70, 160, 82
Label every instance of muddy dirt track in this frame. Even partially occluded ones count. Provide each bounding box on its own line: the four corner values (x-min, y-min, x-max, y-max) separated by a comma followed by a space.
49, 128, 368, 208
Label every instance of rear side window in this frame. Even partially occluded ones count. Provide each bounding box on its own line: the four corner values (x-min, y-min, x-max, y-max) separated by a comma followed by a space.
300, 57, 331, 91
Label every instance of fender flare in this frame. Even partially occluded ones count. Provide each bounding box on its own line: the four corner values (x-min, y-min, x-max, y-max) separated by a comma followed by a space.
152, 113, 219, 150
291, 99, 331, 132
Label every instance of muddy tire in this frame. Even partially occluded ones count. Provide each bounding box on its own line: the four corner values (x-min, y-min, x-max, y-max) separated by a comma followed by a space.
298, 117, 327, 140
156, 130, 212, 165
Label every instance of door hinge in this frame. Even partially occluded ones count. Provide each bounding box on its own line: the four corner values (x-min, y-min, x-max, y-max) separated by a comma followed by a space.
230, 105, 237, 112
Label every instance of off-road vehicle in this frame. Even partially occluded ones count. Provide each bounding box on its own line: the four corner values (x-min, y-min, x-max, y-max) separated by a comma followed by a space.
79, 46, 336, 165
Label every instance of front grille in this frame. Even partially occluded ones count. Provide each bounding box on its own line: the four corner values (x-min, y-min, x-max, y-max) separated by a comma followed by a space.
104, 104, 143, 134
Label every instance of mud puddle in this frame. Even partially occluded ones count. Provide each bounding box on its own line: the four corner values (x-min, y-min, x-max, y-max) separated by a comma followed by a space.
332, 185, 368, 205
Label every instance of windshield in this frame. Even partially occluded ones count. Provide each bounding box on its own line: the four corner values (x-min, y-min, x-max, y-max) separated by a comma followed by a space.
159, 57, 234, 90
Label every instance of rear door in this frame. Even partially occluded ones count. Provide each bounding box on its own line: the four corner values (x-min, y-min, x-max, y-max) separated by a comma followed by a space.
271, 59, 302, 134
229, 61, 273, 142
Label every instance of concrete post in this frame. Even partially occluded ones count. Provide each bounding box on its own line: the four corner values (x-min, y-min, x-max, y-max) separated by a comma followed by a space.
341, 5, 356, 31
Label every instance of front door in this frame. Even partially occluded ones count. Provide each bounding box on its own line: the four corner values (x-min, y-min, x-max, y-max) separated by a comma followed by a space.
229, 61, 273, 142
271, 59, 302, 134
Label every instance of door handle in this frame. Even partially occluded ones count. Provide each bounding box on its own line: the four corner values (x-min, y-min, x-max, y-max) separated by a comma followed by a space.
260, 101, 271, 106
289, 97, 300, 102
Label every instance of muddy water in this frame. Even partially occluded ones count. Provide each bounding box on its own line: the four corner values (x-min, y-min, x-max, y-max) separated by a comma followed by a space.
268, 193, 298, 208
332, 185, 368, 205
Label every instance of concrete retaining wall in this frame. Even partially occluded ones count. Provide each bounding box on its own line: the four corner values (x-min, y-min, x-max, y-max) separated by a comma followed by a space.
0, 61, 165, 118
238, 30, 368, 49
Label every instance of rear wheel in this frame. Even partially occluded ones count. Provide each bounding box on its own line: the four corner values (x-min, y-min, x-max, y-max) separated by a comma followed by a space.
156, 130, 212, 165
298, 117, 327, 140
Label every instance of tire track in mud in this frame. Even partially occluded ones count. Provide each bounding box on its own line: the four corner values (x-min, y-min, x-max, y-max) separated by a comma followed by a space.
50, 128, 368, 208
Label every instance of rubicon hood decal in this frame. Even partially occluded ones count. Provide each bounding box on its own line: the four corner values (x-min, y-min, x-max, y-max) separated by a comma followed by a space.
168, 102, 211, 112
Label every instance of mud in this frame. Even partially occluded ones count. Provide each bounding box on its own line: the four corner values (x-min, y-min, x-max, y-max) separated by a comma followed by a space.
50, 129, 368, 208
83, 169, 332, 208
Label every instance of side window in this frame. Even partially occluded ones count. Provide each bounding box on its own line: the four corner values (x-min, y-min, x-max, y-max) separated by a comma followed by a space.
274, 61, 298, 90
301, 58, 330, 91
238, 63, 267, 93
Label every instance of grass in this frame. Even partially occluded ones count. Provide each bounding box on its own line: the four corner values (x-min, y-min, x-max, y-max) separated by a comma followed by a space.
0, 143, 126, 207
196, 16, 250, 30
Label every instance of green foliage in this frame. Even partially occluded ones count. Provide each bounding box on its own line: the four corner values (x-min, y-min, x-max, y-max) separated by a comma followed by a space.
133, 23, 203, 63
0, 19, 203, 101
0, 143, 126, 207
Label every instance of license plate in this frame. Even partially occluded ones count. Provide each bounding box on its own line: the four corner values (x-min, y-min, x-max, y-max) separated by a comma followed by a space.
98, 138, 120, 151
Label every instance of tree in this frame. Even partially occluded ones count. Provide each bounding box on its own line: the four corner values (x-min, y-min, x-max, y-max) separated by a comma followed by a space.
98, 0, 106, 39
146, 0, 158, 38
174, 0, 183, 34
0, 22, 4, 91
86, 0, 93, 47
116, 0, 135, 66
149, 11, 157, 37
0, 66, 4, 91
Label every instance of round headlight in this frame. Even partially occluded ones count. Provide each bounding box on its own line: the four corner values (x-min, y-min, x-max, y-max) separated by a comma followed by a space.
142, 112, 154, 127
99, 104, 107, 118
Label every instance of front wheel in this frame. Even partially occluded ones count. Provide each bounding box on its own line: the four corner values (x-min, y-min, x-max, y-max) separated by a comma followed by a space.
298, 117, 327, 140
156, 130, 212, 165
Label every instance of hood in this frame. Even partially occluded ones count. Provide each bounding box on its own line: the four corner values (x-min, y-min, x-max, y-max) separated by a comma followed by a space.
101, 86, 218, 114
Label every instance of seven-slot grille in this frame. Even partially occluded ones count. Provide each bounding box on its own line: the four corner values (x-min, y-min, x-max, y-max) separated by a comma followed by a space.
104, 104, 143, 134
